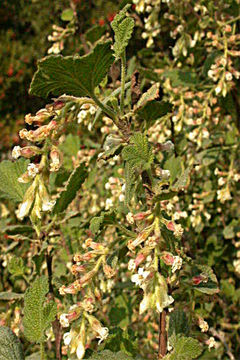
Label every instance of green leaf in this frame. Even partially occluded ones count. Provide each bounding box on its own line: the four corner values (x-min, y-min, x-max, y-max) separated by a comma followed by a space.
60, 134, 80, 158
169, 336, 202, 360
8, 256, 25, 277
0, 326, 24, 360
135, 83, 159, 109
23, 276, 57, 343
0, 159, 30, 203
111, 5, 134, 58
87, 350, 133, 360
61, 8, 74, 21
162, 69, 198, 88
0, 292, 23, 301
164, 156, 182, 184
169, 309, 190, 342
25, 353, 41, 360
30, 41, 114, 98
90, 211, 116, 234
124, 161, 135, 205
172, 167, 190, 191
191, 265, 219, 295
136, 100, 172, 123
102, 327, 137, 357
122, 132, 153, 171
53, 163, 87, 214
85, 25, 107, 44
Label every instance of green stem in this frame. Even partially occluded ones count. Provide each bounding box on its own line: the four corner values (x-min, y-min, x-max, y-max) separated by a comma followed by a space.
120, 52, 126, 115
40, 343, 45, 360
91, 93, 117, 121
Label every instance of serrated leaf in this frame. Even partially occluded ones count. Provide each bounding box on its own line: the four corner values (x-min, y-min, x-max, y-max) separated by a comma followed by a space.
53, 163, 87, 214
23, 276, 57, 343
8, 256, 25, 277
0, 326, 24, 360
168, 309, 189, 343
136, 100, 172, 123
0, 292, 24, 301
87, 350, 133, 360
169, 336, 202, 360
0, 159, 30, 203
122, 132, 153, 171
30, 41, 114, 98
90, 211, 116, 234
124, 161, 135, 205
135, 83, 159, 109
111, 5, 134, 58
172, 167, 190, 191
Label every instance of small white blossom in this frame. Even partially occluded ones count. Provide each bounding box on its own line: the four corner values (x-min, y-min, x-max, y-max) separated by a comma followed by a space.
59, 313, 69, 328
218, 177, 225, 186
199, 318, 209, 332
131, 267, 150, 288
27, 163, 39, 178
63, 331, 72, 345
128, 259, 136, 271
207, 337, 217, 350
96, 327, 109, 344
12, 146, 22, 159
126, 212, 134, 224
42, 200, 56, 212
172, 256, 183, 273
105, 198, 113, 210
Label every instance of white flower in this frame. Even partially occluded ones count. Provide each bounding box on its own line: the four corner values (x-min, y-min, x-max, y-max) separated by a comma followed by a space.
128, 259, 136, 271
105, 198, 113, 210
218, 177, 225, 186
139, 293, 151, 314
225, 72, 233, 81
172, 256, 183, 273
207, 337, 217, 350
126, 212, 134, 224
131, 267, 150, 288
89, 105, 96, 115
12, 146, 21, 159
42, 200, 56, 212
173, 224, 184, 238
119, 194, 125, 202
63, 331, 72, 345
27, 163, 39, 178
16, 200, 32, 220
156, 294, 174, 313
199, 318, 209, 332
77, 110, 87, 123
96, 327, 109, 344
217, 187, 232, 203
59, 313, 69, 328
76, 342, 85, 359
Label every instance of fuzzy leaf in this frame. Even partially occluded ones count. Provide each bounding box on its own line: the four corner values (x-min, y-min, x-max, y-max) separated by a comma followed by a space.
111, 5, 134, 58
8, 256, 25, 277
172, 167, 190, 191
87, 350, 133, 360
30, 41, 114, 98
23, 276, 57, 343
135, 83, 159, 109
122, 132, 153, 171
124, 161, 135, 205
0, 292, 23, 301
136, 100, 172, 123
0, 159, 30, 203
0, 326, 24, 360
169, 336, 202, 360
168, 309, 189, 344
53, 163, 87, 214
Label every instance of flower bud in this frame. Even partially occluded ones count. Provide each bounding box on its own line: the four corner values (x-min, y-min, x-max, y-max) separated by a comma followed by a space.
50, 146, 62, 172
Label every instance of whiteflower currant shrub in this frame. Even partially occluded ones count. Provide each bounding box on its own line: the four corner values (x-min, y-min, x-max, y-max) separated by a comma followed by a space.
0, 3, 226, 360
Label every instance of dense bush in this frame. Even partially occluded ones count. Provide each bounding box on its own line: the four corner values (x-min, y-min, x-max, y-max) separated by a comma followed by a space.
0, 1, 240, 359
